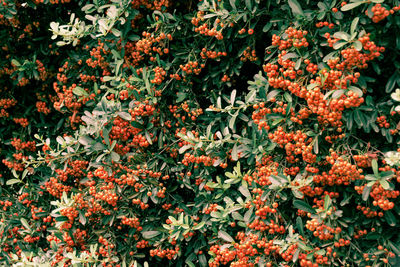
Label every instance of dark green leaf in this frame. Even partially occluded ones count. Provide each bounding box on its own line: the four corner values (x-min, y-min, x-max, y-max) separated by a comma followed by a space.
293, 200, 316, 214
288, 0, 304, 16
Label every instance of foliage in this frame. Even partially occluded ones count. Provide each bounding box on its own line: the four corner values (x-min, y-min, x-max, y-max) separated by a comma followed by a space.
1, 0, 400, 266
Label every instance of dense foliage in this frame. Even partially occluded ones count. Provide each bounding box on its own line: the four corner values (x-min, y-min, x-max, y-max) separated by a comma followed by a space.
1, 0, 400, 266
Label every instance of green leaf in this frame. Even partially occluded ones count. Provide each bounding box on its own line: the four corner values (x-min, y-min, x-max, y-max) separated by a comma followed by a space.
386, 72, 398, 93
117, 112, 132, 121
79, 135, 94, 146
6, 179, 21, 185
199, 254, 207, 267
297, 241, 312, 251
262, 23, 272, 33
229, 0, 236, 10
176, 92, 186, 103
142, 231, 161, 239
11, 59, 21, 67
20, 218, 31, 231
379, 179, 390, 190
323, 195, 332, 210
111, 152, 120, 162
341, 2, 363, 12
293, 200, 316, 214
333, 32, 351, 41
371, 159, 378, 175
384, 211, 397, 226
333, 40, 347, 50
193, 221, 205, 230
79, 211, 87, 225
231, 144, 238, 161
103, 127, 111, 147
284, 92, 292, 103
353, 40, 362, 51
218, 230, 234, 243
362, 186, 371, 201
145, 131, 153, 145
239, 185, 251, 198
348, 86, 363, 97
380, 171, 393, 179
350, 17, 359, 34
332, 89, 345, 99
296, 217, 304, 236
229, 114, 237, 130
288, 0, 304, 16
388, 240, 400, 256
73, 86, 89, 97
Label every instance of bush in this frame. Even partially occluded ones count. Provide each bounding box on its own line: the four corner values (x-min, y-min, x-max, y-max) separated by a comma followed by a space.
1, 0, 400, 266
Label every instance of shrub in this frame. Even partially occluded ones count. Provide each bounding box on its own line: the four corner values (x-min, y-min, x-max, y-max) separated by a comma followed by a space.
1, 0, 400, 266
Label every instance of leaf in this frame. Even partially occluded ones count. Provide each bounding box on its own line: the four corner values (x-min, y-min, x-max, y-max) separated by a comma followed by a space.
111, 152, 120, 162
79, 211, 87, 225
288, 0, 304, 16
176, 92, 186, 103
79, 135, 94, 146
384, 211, 397, 226
230, 90, 237, 104
239, 185, 251, 198
348, 86, 363, 97
371, 159, 378, 175
380, 171, 393, 179
117, 111, 132, 121
354, 109, 363, 127
281, 53, 298, 61
229, 0, 236, 10
73, 86, 89, 97
284, 92, 292, 103
296, 217, 304, 236
267, 90, 280, 101
313, 136, 319, 154
362, 185, 372, 201
218, 230, 234, 243
262, 23, 272, 33
203, 13, 217, 19
323, 194, 332, 210
193, 221, 205, 230
295, 58, 302, 70
20, 218, 31, 231
269, 175, 283, 186
388, 240, 400, 256
179, 145, 192, 154
333, 40, 347, 50
293, 200, 316, 214
231, 144, 238, 161
341, 2, 363, 12
145, 131, 153, 145
142, 231, 161, 239
6, 179, 20, 185
385, 72, 398, 93
353, 40, 362, 51
297, 241, 312, 251
11, 59, 21, 67
103, 127, 111, 147
229, 114, 237, 130
350, 17, 359, 34
199, 254, 207, 267
379, 179, 390, 190
332, 89, 345, 99
323, 52, 337, 62
333, 32, 351, 41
